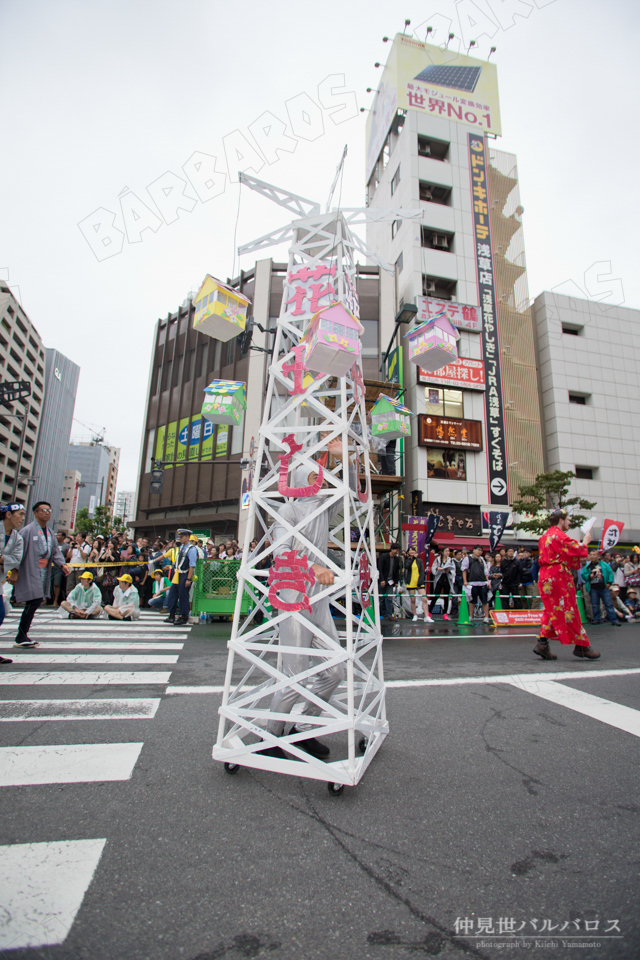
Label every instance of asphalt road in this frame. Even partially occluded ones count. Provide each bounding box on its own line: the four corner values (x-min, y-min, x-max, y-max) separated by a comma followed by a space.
1, 611, 639, 960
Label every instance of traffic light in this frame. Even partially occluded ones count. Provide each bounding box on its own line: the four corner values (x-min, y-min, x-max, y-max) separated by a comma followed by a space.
150, 464, 164, 495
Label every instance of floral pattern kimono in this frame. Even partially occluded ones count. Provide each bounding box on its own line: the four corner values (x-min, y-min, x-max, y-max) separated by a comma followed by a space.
538, 526, 589, 646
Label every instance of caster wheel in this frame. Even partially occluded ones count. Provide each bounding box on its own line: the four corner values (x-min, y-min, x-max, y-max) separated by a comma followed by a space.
358, 737, 367, 754
224, 762, 240, 775
327, 782, 344, 796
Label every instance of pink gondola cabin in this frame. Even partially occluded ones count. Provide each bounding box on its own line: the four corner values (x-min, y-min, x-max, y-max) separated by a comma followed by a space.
300, 302, 364, 378
405, 308, 459, 373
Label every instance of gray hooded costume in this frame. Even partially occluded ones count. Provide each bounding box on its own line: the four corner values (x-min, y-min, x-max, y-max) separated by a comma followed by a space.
15, 521, 66, 603
267, 462, 352, 736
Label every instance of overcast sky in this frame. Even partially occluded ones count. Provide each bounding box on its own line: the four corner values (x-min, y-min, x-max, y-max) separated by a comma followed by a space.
1, 0, 637, 493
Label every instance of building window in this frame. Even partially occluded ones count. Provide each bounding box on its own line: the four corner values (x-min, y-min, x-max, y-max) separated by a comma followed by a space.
418, 136, 449, 161
422, 275, 456, 300
427, 448, 467, 481
425, 387, 463, 418
419, 181, 451, 205
562, 325, 581, 335
226, 339, 235, 367
575, 466, 596, 480
396, 252, 404, 275
199, 341, 209, 378
421, 228, 454, 252
569, 393, 588, 405
391, 219, 400, 240
390, 165, 401, 195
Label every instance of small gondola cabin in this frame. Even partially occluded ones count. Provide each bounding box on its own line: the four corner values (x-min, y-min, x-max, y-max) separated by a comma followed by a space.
193, 276, 250, 342
370, 394, 413, 439
300, 302, 364, 378
405, 310, 458, 372
201, 380, 247, 426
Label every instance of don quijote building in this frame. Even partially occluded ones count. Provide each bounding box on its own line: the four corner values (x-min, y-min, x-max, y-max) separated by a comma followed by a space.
364, 32, 545, 544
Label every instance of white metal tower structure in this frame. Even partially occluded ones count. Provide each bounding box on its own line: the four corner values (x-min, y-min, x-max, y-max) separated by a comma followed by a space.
213, 165, 420, 794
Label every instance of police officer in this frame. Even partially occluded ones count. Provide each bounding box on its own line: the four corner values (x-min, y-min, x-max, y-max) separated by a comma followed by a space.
163, 528, 198, 625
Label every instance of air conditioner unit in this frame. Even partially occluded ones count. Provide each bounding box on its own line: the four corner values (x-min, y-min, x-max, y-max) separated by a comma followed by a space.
419, 142, 431, 157
421, 186, 433, 202
432, 234, 449, 249
425, 280, 437, 295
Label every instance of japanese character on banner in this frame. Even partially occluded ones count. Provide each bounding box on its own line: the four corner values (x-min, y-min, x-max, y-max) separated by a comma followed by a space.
359, 553, 371, 606
268, 551, 315, 612
288, 263, 336, 284
282, 344, 306, 395
277, 434, 324, 497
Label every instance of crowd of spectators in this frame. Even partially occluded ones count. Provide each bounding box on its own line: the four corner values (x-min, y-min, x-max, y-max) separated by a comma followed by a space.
376, 542, 640, 624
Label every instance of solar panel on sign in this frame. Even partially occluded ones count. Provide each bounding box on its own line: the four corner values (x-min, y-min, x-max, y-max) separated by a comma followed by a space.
413, 65, 482, 93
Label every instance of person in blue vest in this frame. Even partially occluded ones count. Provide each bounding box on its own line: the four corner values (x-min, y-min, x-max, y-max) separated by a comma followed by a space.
164, 528, 198, 625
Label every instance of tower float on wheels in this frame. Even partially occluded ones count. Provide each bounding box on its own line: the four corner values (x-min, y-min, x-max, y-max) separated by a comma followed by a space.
212, 162, 420, 794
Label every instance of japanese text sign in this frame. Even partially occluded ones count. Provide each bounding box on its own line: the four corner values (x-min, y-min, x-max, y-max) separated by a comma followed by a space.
419, 415, 483, 451
417, 296, 482, 333
418, 357, 485, 391
468, 133, 509, 505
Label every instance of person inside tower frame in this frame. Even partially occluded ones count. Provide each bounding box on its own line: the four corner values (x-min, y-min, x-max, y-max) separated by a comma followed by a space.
260, 433, 359, 762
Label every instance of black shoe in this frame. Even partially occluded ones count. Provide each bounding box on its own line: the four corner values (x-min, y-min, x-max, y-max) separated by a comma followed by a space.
174, 616, 189, 625
255, 743, 287, 759
288, 725, 330, 759
14, 639, 40, 648
610, 621, 621, 627
0, 656, 13, 664
163, 616, 176, 624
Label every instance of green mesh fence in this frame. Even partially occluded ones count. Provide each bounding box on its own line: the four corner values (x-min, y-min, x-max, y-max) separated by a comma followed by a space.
192, 559, 250, 616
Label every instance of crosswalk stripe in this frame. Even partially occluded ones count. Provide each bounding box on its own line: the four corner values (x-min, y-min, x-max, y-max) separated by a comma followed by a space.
0, 634, 187, 642
0, 624, 189, 632
0, 839, 107, 949
0, 742, 144, 786
0, 641, 183, 650
0, 699, 161, 721
507, 678, 640, 739
7, 654, 179, 664
0, 672, 171, 685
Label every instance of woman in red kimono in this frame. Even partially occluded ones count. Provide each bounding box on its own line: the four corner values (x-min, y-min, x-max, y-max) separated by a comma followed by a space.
533, 510, 600, 661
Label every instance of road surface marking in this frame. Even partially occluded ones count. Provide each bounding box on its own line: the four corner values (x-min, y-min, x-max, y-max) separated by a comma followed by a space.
0, 642, 183, 650
7, 654, 179, 664
0, 699, 161, 721
0, 672, 172, 685
0, 742, 143, 786
164, 667, 640, 695
507, 678, 640, 739
0, 839, 106, 949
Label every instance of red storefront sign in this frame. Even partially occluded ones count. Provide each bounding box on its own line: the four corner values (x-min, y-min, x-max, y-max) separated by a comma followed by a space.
418, 357, 486, 390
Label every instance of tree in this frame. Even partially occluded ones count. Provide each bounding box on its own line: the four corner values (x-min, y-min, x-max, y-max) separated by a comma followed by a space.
71, 505, 115, 539
512, 470, 597, 537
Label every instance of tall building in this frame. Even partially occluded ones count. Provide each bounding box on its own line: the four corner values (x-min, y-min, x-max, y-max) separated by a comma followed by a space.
133, 260, 392, 542
114, 490, 135, 525
58, 468, 81, 532
104, 445, 120, 512
365, 34, 544, 537
0, 284, 45, 505
533, 291, 640, 543
66, 442, 112, 515
31, 348, 80, 528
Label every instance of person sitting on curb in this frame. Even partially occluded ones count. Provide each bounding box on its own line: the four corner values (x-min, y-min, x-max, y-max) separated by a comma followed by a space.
59, 571, 104, 619
148, 567, 172, 611
103, 574, 141, 621
609, 585, 635, 622
625, 589, 640, 620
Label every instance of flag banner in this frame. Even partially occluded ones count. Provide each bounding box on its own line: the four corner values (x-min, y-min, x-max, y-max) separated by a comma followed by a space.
485, 510, 510, 551
599, 518, 624, 551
